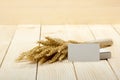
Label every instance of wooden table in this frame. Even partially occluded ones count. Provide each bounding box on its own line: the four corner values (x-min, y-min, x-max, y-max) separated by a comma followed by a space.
0, 25, 120, 80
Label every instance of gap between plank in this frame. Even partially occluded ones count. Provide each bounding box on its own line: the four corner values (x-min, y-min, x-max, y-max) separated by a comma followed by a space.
88, 25, 119, 80
88, 26, 96, 40
0, 28, 17, 68
71, 25, 88, 80
72, 25, 94, 80
35, 25, 42, 80
106, 59, 119, 80
112, 24, 120, 36
108, 24, 120, 80
37, 25, 78, 80
72, 62, 78, 80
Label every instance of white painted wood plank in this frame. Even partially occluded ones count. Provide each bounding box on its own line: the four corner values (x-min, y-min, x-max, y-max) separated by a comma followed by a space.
37, 63, 76, 80
75, 61, 117, 80
37, 25, 117, 80
68, 25, 117, 80
108, 59, 120, 79
113, 24, 120, 34
89, 25, 120, 79
37, 25, 77, 80
0, 25, 40, 80
40, 25, 94, 41
0, 25, 16, 66
89, 25, 120, 58
111, 24, 120, 79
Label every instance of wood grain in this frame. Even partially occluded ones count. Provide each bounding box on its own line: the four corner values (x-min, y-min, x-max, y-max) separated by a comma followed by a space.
111, 24, 120, 79
37, 25, 117, 80
0, 25, 16, 67
37, 25, 77, 80
89, 25, 120, 58
70, 25, 117, 80
0, 25, 40, 80
113, 24, 120, 34
89, 24, 120, 79
0, 25, 119, 80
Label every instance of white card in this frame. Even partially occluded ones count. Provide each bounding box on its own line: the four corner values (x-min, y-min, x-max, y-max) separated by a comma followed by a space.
68, 44, 100, 61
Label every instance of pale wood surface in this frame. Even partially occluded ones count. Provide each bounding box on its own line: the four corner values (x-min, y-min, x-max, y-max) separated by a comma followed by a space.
37, 25, 117, 80
0, 25, 120, 80
0, 25, 16, 66
110, 25, 120, 79
0, 25, 40, 80
89, 25, 120, 79
68, 26, 117, 80
89, 25, 120, 58
37, 25, 77, 80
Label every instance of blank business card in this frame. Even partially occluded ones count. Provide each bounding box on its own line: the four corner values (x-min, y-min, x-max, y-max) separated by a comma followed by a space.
68, 44, 100, 61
